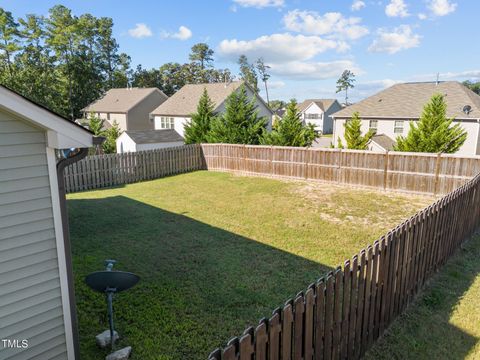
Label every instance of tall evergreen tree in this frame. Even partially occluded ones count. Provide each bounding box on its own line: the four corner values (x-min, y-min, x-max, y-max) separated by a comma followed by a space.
394, 94, 467, 153
184, 88, 216, 144
207, 86, 267, 144
261, 99, 317, 147
189, 43, 214, 69
336, 70, 355, 105
340, 112, 373, 149
0, 8, 21, 87
103, 120, 122, 154
256, 58, 270, 104
238, 55, 258, 93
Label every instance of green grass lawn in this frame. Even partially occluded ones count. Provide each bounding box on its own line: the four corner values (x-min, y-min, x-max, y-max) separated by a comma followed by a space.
365, 235, 480, 360
68, 171, 433, 359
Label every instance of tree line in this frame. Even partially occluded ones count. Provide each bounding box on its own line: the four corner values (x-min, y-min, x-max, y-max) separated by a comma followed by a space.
0, 5, 276, 120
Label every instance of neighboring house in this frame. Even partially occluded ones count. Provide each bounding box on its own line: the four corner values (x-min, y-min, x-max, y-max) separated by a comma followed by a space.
116, 129, 184, 153
82, 87, 168, 131
368, 134, 396, 152
332, 81, 480, 155
0, 85, 99, 359
150, 81, 273, 137
297, 99, 342, 134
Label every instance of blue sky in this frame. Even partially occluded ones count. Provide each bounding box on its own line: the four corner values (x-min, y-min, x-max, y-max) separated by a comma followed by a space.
4, 0, 479, 102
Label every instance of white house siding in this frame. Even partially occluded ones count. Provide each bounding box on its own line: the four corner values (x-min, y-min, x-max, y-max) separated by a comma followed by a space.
333, 117, 480, 155
137, 142, 184, 151
116, 133, 137, 153
302, 103, 325, 133
154, 116, 190, 137
0, 112, 69, 359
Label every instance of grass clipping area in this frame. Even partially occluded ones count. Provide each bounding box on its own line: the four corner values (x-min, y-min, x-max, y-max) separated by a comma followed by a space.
68, 171, 433, 359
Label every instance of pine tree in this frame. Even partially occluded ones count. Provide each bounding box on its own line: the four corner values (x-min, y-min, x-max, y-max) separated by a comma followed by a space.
261, 99, 317, 147
184, 88, 216, 144
207, 86, 267, 144
342, 112, 373, 149
103, 120, 122, 154
395, 94, 467, 153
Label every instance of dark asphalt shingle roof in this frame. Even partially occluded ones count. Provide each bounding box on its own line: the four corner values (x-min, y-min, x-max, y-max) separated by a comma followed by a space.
125, 129, 184, 144
370, 134, 396, 151
333, 81, 480, 120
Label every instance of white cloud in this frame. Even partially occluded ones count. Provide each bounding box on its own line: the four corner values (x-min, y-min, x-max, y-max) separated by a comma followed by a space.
351, 0, 366, 11
368, 25, 421, 54
418, 13, 427, 20
128, 23, 153, 39
385, 0, 409, 17
161, 26, 192, 41
268, 80, 286, 89
218, 33, 347, 63
412, 70, 480, 82
428, 0, 457, 16
233, 0, 284, 8
283, 10, 369, 40
269, 60, 361, 80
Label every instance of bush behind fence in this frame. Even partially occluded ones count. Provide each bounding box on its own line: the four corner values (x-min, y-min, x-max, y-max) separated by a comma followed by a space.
208, 172, 480, 360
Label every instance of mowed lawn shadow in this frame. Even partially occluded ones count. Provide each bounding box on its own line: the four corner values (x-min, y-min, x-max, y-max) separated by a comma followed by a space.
365, 235, 480, 360
68, 195, 333, 359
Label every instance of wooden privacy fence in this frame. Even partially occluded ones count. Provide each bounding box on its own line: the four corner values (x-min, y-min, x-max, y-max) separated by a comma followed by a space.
64, 144, 204, 193
208, 171, 480, 360
201, 144, 480, 195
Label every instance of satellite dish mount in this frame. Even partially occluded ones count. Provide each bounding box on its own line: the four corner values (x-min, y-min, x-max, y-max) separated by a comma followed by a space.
85, 260, 140, 351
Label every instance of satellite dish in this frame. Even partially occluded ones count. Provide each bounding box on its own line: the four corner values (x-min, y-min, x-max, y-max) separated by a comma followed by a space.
85, 260, 140, 351
463, 105, 472, 115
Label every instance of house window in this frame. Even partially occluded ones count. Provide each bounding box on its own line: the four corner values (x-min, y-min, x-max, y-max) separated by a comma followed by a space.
160, 117, 175, 129
306, 113, 320, 120
369, 119, 378, 133
394, 120, 404, 134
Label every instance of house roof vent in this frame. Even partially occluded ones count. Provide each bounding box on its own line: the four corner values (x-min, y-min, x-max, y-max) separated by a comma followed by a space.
463, 105, 472, 115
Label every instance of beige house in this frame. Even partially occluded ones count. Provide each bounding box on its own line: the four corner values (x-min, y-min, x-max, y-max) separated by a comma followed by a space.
332, 81, 480, 155
82, 87, 168, 131
150, 81, 273, 137
0, 85, 99, 359
297, 99, 342, 134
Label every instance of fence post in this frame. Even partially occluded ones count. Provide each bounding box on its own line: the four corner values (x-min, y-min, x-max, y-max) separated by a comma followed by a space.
337, 148, 343, 183
433, 152, 442, 196
304, 147, 310, 179
270, 146, 274, 175
383, 150, 389, 190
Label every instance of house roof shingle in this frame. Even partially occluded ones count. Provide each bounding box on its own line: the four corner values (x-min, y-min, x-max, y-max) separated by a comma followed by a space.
370, 134, 396, 151
151, 81, 247, 116
83, 88, 167, 113
332, 81, 480, 120
125, 129, 184, 144
298, 99, 338, 113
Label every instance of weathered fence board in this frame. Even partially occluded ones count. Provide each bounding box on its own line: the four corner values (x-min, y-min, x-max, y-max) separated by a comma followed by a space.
201, 144, 480, 195
208, 169, 480, 360
64, 144, 204, 193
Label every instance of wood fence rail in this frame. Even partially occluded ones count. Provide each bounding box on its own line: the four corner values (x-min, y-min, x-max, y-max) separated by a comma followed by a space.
201, 144, 480, 195
208, 170, 480, 360
64, 144, 204, 193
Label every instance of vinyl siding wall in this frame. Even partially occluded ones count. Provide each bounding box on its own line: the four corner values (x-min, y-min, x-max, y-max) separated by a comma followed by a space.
127, 90, 168, 131
333, 117, 480, 155
0, 111, 68, 359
